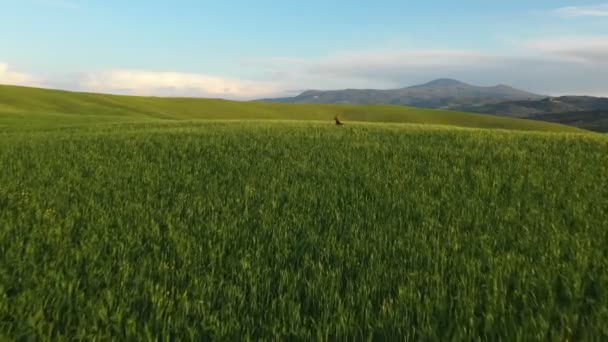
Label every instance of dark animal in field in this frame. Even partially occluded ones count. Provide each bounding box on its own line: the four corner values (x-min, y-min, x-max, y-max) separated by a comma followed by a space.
335, 116, 344, 126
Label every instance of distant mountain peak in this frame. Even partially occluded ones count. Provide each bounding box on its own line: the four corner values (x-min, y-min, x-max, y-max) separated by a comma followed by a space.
300, 90, 321, 96
259, 79, 544, 108
421, 78, 468, 87
492, 84, 516, 90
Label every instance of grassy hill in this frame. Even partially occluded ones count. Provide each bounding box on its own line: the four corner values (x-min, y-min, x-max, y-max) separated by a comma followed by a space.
1, 85, 607, 339
0, 84, 581, 132
457, 96, 608, 133
529, 111, 608, 133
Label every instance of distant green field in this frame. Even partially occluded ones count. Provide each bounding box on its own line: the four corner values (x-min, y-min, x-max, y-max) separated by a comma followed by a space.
0, 85, 606, 339
0, 84, 583, 132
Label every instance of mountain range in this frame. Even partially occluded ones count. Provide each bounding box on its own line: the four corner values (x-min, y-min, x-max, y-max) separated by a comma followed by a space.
458, 96, 608, 117
261, 79, 608, 132
261, 79, 545, 108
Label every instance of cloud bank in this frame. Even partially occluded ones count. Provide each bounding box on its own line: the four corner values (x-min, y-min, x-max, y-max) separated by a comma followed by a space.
2, 35, 608, 98
82, 70, 280, 100
0, 63, 40, 87
256, 36, 608, 96
555, 4, 608, 17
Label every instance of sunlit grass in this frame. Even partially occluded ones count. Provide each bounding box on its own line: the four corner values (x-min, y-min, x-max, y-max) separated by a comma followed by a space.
0, 121, 606, 339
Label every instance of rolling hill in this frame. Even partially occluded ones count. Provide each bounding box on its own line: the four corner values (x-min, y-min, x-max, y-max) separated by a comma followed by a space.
458, 96, 608, 132
260, 79, 544, 108
259, 80, 608, 133
1, 84, 606, 340
0, 84, 580, 132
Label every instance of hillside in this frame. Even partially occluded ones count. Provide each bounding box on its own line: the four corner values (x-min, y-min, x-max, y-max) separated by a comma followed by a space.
261, 79, 544, 108
0, 84, 579, 133
528, 111, 608, 133
1, 86, 606, 339
458, 96, 608, 132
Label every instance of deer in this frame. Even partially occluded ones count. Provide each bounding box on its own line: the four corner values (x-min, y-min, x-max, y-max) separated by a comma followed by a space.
335, 116, 344, 126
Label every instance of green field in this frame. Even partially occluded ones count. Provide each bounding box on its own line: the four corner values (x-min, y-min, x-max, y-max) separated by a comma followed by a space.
1, 86, 607, 339
0, 84, 583, 132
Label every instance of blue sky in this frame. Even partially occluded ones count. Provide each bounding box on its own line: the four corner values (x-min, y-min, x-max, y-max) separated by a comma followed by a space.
1, 0, 608, 98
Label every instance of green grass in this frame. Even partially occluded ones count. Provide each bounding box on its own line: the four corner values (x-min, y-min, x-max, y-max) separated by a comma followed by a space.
0, 85, 606, 339
0, 84, 584, 132
0, 120, 607, 340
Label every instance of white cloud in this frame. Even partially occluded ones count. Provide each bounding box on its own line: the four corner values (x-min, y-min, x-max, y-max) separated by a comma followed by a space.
251, 37, 608, 96
1, 64, 284, 99
0, 63, 40, 87
555, 4, 608, 17
302, 50, 502, 81
80, 69, 281, 100
244, 50, 510, 93
521, 36, 608, 64
3, 34, 608, 99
